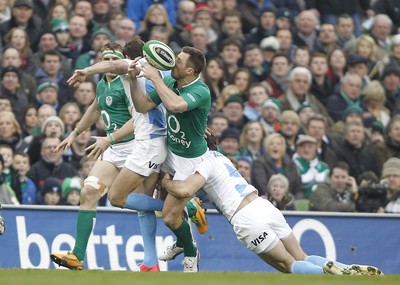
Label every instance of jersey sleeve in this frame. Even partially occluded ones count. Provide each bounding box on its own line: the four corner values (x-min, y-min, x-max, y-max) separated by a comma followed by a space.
180, 84, 210, 111
148, 75, 174, 105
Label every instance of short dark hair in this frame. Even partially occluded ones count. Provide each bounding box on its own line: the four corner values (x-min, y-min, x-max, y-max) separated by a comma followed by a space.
100, 41, 123, 54
306, 114, 327, 130
41, 49, 62, 63
182, 46, 206, 75
221, 36, 242, 50
122, 35, 144, 59
330, 161, 350, 176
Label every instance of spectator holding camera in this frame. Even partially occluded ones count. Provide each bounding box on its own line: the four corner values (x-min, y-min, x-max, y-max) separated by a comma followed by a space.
310, 161, 358, 212
382, 158, 400, 213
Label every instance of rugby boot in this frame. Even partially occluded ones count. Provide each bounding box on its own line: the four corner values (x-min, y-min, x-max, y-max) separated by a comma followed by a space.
50, 252, 84, 270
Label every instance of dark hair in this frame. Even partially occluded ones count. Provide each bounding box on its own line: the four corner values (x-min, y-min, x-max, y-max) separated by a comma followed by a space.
271, 52, 290, 65
0, 153, 4, 168
100, 41, 123, 54
182, 46, 206, 75
306, 114, 327, 130
41, 49, 62, 63
330, 161, 350, 176
122, 35, 144, 59
221, 36, 243, 50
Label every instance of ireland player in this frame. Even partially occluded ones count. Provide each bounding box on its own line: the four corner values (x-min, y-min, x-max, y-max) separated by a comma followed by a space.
128, 46, 211, 272
161, 150, 384, 276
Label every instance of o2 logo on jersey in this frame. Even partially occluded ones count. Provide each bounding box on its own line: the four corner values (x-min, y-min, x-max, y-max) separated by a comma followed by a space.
167, 115, 180, 133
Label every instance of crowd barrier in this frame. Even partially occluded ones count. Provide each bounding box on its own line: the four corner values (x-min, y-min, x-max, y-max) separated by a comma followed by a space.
0, 205, 399, 273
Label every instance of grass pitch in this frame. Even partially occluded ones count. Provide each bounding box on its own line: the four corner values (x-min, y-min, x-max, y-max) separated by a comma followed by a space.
1, 269, 399, 285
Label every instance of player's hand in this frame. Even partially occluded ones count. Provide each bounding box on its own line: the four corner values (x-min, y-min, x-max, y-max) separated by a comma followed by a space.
85, 136, 111, 160
205, 127, 218, 151
128, 56, 142, 78
67, 69, 88, 87
54, 132, 77, 153
139, 60, 160, 81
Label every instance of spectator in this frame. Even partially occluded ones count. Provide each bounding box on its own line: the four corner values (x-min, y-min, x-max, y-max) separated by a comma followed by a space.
46, 3, 69, 25
203, 57, 227, 109
217, 9, 244, 49
309, 52, 335, 105
27, 115, 65, 165
381, 158, 400, 213
327, 47, 348, 84
137, 3, 174, 42
73, 0, 98, 40
239, 0, 270, 34
27, 136, 77, 192
251, 133, 302, 198
73, 79, 96, 113
0, 0, 11, 24
0, 111, 28, 152
125, 0, 176, 32
69, 15, 90, 56
314, 22, 338, 55
244, 83, 270, 121
215, 84, 240, 112
0, 0, 43, 52
78, 155, 96, 180
0, 153, 19, 205
388, 34, 400, 67
51, 18, 78, 66
265, 53, 290, 98
2, 46, 37, 103
279, 110, 300, 158
3, 27, 32, 71
92, 0, 111, 27
61, 176, 82, 206
373, 0, 400, 34
21, 104, 39, 139
362, 80, 390, 127
246, 7, 277, 46
259, 98, 281, 135
237, 156, 252, 184
274, 7, 295, 31
169, 0, 195, 52
58, 102, 82, 136
276, 28, 296, 59
265, 173, 295, 211
336, 121, 379, 179
381, 64, 400, 116
223, 94, 247, 132
241, 44, 267, 84
306, 114, 337, 168
293, 135, 329, 199
11, 152, 36, 205
217, 127, 242, 160
279, 67, 333, 127
259, 36, 280, 75
113, 17, 136, 44
107, 10, 124, 35
208, 112, 229, 139
35, 80, 60, 111
219, 36, 242, 82
39, 176, 62, 205
35, 50, 75, 107
336, 14, 356, 52
370, 14, 393, 60
229, 67, 252, 98
297, 102, 316, 134
62, 127, 91, 170
0, 144, 13, 185
190, 4, 218, 47
239, 120, 266, 161
310, 161, 358, 212
0, 65, 28, 124
291, 10, 319, 51
292, 46, 311, 68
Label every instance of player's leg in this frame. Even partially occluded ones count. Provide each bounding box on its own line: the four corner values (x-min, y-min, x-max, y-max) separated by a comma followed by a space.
51, 160, 119, 270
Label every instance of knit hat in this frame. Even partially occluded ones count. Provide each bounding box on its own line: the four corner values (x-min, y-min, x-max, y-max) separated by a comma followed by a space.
262, 98, 281, 112
62, 177, 82, 199
276, 8, 294, 23
297, 102, 315, 114
91, 27, 113, 41
237, 156, 252, 165
51, 18, 70, 33
1, 66, 20, 79
219, 127, 240, 143
41, 115, 65, 134
371, 121, 384, 135
42, 177, 62, 196
13, 0, 33, 9
224, 94, 244, 107
260, 36, 280, 52
382, 157, 400, 177
382, 64, 400, 79
296, 134, 317, 146
343, 105, 362, 119
348, 55, 368, 66
37, 80, 59, 93
193, 4, 211, 19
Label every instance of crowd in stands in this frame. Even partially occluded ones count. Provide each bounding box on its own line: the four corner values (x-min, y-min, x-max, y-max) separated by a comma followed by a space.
0, 0, 400, 214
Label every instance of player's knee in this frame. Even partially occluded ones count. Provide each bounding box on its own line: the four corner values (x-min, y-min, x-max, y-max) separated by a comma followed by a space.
162, 210, 181, 229
107, 192, 124, 208
81, 176, 108, 203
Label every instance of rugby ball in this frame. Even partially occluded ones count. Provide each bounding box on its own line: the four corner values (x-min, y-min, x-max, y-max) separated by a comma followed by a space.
143, 40, 175, 70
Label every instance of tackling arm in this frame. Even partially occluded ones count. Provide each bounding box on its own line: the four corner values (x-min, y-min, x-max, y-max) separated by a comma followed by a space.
151, 75, 188, 112
161, 173, 206, 198
128, 65, 157, 113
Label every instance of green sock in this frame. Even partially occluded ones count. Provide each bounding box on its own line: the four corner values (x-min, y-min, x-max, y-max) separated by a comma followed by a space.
72, 210, 96, 261
172, 219, 197, 257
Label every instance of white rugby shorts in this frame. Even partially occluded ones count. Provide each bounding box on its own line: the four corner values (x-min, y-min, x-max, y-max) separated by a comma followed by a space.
102, 139, 135, 169
124, 136, 167, 176
161, 149, 211, 180
231, 197, 292, 254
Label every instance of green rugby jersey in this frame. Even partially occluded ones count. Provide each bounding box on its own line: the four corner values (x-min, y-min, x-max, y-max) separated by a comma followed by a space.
96, 75, 134, 143
149, 76, 211, 158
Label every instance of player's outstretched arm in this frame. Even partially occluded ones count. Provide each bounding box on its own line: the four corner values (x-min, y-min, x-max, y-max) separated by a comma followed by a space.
161, 173, 205, 198
128, 60, 157, 113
